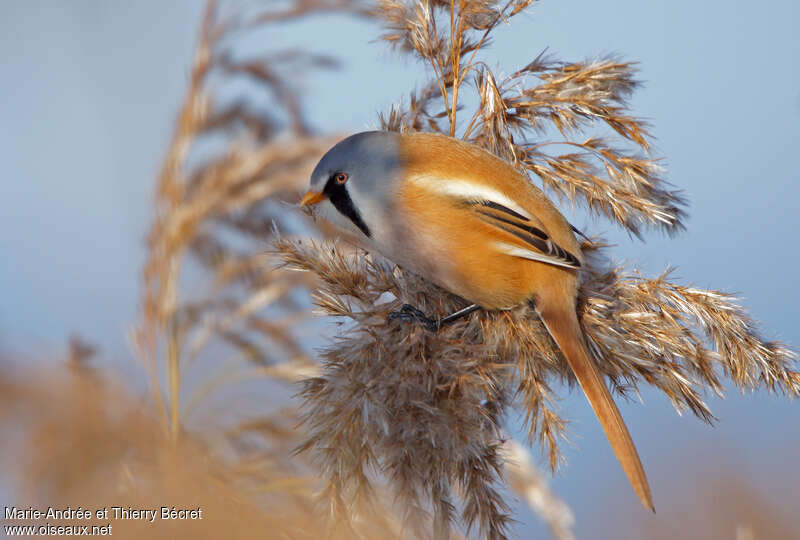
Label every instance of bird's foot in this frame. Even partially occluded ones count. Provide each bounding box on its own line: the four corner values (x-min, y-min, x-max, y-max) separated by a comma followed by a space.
387, 304, 440, 332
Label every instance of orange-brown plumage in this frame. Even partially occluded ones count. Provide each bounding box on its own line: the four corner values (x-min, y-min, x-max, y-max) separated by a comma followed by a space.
397, 133, 580, 309
303, 130, 655, 511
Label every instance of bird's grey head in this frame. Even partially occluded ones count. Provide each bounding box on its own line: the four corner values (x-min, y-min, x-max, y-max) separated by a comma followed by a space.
302, 131, 403, 240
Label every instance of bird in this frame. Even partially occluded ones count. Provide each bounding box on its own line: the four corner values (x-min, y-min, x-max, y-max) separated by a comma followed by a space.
300, 130, 654, 512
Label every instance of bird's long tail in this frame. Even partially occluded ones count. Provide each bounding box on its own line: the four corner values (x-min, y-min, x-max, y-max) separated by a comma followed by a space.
539, 305, 655, 512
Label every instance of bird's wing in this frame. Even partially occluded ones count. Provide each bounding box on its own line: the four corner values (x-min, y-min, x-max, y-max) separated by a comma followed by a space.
469, 200, 581, 270
406, 174, 580, 270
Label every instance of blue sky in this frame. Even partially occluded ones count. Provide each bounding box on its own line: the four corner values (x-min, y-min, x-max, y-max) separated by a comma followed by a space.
1, 1, 799, 538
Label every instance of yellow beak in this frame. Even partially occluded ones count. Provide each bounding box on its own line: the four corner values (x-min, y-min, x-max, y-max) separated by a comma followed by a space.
300, 190, 325, 206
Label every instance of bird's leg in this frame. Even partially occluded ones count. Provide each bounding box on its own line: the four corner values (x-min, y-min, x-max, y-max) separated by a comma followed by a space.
438, 303, 481, 325
388, 304, 439, 331
388, 303, 480, 332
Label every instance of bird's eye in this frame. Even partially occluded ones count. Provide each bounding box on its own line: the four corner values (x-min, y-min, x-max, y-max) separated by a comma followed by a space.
334, 172, 348, 185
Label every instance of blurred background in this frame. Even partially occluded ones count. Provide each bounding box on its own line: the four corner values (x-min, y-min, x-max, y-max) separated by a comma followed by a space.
1, 1, 798, 538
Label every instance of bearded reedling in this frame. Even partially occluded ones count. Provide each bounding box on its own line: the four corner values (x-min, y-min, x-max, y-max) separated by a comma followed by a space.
301, 131, 654, 511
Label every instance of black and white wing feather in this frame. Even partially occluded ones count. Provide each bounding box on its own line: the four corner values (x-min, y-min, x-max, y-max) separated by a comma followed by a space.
470, 200, 581, 270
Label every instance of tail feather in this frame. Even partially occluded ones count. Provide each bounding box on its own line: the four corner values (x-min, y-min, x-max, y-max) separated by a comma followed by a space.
540, 306, 655, 512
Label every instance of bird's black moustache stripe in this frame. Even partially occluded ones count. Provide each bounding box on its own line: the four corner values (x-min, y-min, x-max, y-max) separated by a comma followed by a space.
322, 176, 371, 237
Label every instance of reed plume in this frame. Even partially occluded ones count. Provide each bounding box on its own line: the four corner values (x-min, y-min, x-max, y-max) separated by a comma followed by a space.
276, 1, 799, 539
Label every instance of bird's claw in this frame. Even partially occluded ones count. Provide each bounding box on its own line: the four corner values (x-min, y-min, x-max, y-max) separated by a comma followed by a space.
388, 304, 440, 332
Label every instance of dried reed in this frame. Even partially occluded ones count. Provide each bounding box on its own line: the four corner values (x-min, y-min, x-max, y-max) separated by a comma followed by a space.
273, 1, 799, 539
0, 358, 402, 540
129, 0, 572, 538
3, 0, 795, 538
133, 0, 342, 437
